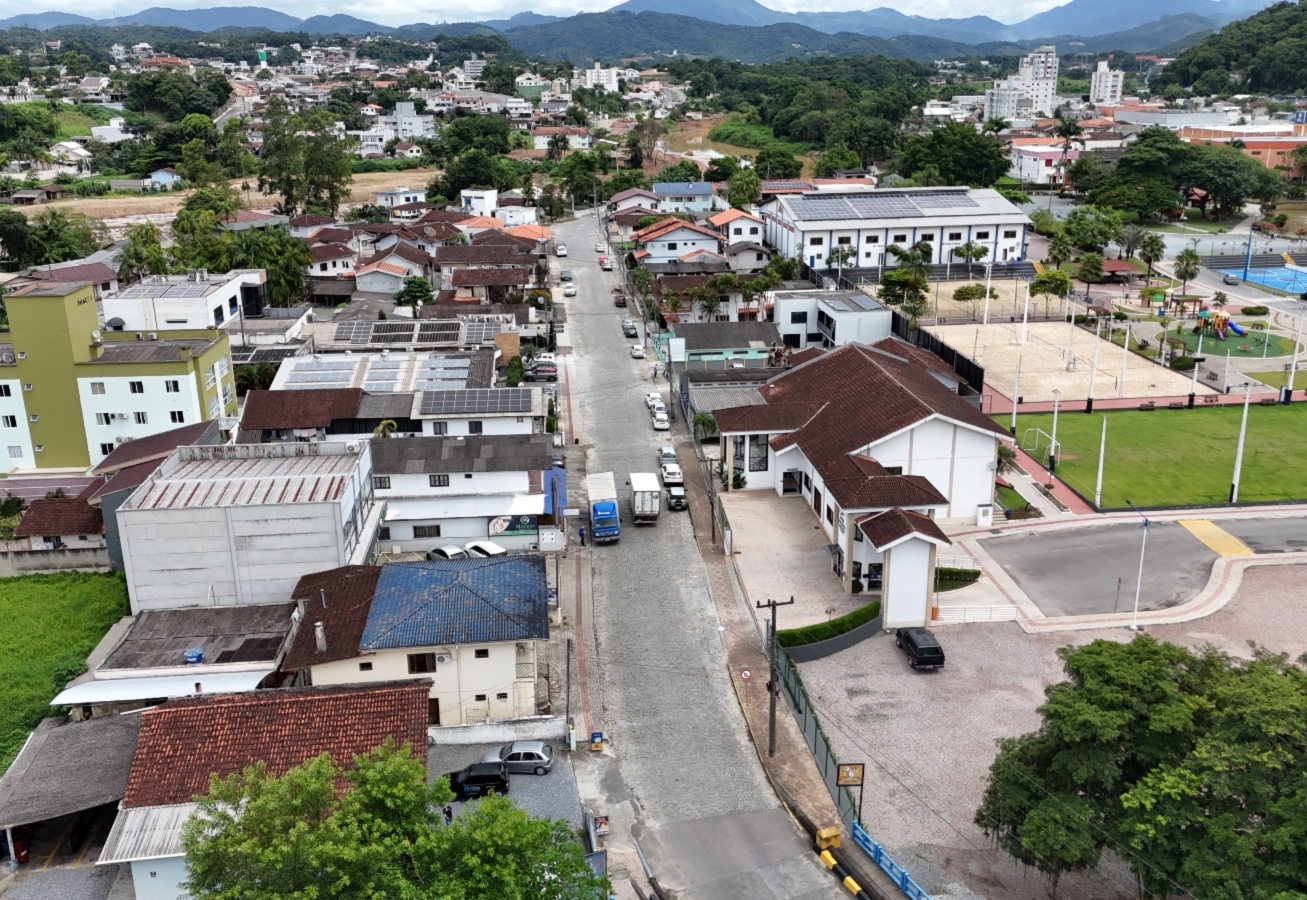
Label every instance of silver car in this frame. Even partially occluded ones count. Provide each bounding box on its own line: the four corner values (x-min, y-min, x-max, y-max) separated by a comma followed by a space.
483, 740, 554, 775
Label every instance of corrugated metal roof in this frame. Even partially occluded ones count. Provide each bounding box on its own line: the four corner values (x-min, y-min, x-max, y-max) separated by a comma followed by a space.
128, 451, 360, 510
52, 670, 273, 706
99, 802, 195, 864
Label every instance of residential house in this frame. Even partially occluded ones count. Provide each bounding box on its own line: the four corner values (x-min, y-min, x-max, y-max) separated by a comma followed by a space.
24, 261, 119, 300
287, 213, 336, 238
238, 388, 418, 443
771, 287, 893, 350
393, 140, 423, 159
651, 181, 717, 214
632, 217, 726, 266
268, 351, 495, 393
307, 242, 357, 278
607, 187, 660, 214
724, 242, 772, 273
1, 281, 238, 472
115, 442, 381, 612
5, 184, 66, 206
435, 244, 538, 283
97, 682, 430, 900
759, 187, 1031, 269
655, 274, 762, 323
378, 102, 435, 140
103, 270, 268, 332
355, 243, 430, 294
90, 117, 132, 143
49, 141, 92, 166
373, 185, 427, 209
611, 205, 666, 239
532, 126, 592, 151
665, 321, 783, 369
282, 559, 549, 725
13, 497, 105, 550
707, 208, 765, 243
149, 168, 182, 190
450, 267, 531, 302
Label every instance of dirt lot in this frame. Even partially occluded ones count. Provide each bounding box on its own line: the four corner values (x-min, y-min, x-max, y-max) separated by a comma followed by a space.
28, 169, 437, 219
794, 563, 1307, 900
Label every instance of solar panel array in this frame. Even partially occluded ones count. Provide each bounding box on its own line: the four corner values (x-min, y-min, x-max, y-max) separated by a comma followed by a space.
786, 191, 978, 222
120, 282, 215, 299
414, 356, 472, 391
331, 320, 474, 347
418, 388, 533, 416
285, 358, 357, 388
334, 321, 374, 344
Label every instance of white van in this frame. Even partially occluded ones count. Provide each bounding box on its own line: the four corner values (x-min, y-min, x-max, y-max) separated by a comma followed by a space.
463, 540, 508, 558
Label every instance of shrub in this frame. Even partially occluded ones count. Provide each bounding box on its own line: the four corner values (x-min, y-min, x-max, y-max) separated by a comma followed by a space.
1170, 356, 1196, 371
936, 566, 981, 591
1113, 309, 1129, 321
1241, 305, 1270, 315
776, 600, 881, 648
1073, 314, 1089, 324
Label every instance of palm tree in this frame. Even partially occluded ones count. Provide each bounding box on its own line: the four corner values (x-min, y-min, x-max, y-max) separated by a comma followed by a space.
1138, 233, 1166, 285
888, 241, 932, 287
982, 117, 1010, 135
1052, 115, 1083, 177
373, 419, 398, 438
1174, 248, 1200, 298
546, 132, 570, 162
1049, 233, 1073, 270
1118, 224, 1147, 261
693, 412, 718, 442
665, 291, 684, 320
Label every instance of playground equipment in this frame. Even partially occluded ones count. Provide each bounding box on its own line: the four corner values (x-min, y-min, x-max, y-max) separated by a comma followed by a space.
1194, 310, 1248, 341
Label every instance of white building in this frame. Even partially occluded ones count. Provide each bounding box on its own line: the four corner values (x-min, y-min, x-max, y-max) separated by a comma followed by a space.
349, 126, 394, 157
460, 187, 498, 217
651, 181, 717, 214
462, 55, 486, 80
378, 101, 434, 140
1089, 61, 1125, 107
90, 117, 132, 143
1009, 144, 1079, 186
572, 60, 621, 93
373, 185, 427, 208
532, 127, 592, 151
771, 288, 893, 350
633, 218, 725, 266
758, 187, 1031, 269
985, 45, 1059, 119
116, 442, 381, 612
984, 76, 1032, 122
103, 270, 268, 332
515, 72, 547, 88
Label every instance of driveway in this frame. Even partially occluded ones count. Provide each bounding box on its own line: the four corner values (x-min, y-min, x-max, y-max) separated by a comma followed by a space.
427, 742, 582, 832
554, 213, 845, 899
796, 562, 1307, 900
982, 520, 1217, 616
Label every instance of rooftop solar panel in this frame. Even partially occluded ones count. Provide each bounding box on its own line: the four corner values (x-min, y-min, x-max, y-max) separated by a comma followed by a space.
418, 388, 533, 416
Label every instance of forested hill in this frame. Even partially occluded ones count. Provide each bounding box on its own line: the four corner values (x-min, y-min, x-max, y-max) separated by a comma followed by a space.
1154, 1, 1307, 94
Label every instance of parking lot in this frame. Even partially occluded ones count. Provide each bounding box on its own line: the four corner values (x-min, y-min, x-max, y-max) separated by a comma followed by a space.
794, 562, 1307, 900
426, 742, 583, 833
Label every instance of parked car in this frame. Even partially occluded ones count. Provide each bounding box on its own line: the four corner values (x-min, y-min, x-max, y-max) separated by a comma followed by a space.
666, 486, 688, 510
551, 451, 566, 469
555, 243, 568, 256
623, 325, 639, 338
630, 345, 646, 359
534, 352, 557, 364
463, 539, 508, 558
895, 628, 945, 669
482, 741, 554, 775
600, 257, 613, 271
594, 242, 605, 253
660, 462, 684, 485
524, 365, 558, 382
650, 399, 666, 416
427, 545, 469, 561
613, 294, 627, 307
1223, 274, 1240, 285
563, 284, 577, 297
656, 445, 677, 465
559, 269, 572, 281
447, 762, 510, 799
652, 411, 670, 430
645, 392, 662, 409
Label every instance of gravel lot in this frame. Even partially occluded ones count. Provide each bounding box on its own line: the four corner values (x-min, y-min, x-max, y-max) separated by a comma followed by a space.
427, 742, 583, 832
6, 865, 120, 900
796, 562, 1307, 900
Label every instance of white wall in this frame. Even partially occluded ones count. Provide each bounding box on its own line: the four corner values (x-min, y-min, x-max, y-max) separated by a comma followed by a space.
420, 416, 538, 437
864, 418, 998, 520
882, 540, 933, 628
643, 234, 720, 264
0, 380, 35, 473
376, 469, 527, 497
78, 374, 203, 467
129, 856, 187, 900
310, 640, 534, 724
356, 271, 406, 294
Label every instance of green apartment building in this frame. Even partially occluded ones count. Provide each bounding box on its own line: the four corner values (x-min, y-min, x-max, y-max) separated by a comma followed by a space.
1, 281, 237, 472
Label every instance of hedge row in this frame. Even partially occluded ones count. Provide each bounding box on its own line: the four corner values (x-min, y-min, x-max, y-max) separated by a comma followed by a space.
776, 599, 881, 648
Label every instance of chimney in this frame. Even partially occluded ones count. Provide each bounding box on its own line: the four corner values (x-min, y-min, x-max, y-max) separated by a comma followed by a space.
314, 621, 327, 653
320, 588, 327, 608
194, 682, 202, 693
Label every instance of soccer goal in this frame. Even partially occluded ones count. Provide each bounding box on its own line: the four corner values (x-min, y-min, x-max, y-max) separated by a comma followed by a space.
1020, 427, 1061, 465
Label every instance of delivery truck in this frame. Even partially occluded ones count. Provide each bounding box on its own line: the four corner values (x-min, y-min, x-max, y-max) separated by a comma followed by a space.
587, 472, 621, 543
629, 472, 661, 524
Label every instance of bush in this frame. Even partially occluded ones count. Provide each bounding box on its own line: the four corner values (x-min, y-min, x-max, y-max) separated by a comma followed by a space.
936, 566, 981, 591
1113, 310, 1129, 321
776, 600, 881, 648
1241, 305, 1270, 315
1170, 356, 1196, 371
350, 158, 428, 174
1073, 314, 1089, 324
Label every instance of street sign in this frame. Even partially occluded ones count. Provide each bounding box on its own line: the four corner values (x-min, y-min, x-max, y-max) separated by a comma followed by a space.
837, 763, 865, 787
740, 669, 752, 680
563, 507, 581, 517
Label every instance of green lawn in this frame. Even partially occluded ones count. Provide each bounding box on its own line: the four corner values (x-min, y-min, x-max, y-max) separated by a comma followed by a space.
1247, 369, 1307, 390
1144, 220, 1232, 234
1010, 406, 1307, 508
0, 572, 128, 773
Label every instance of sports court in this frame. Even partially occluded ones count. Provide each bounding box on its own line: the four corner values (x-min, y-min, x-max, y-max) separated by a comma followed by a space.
927, 321, 1209, 402
1219, 265, 1307, 293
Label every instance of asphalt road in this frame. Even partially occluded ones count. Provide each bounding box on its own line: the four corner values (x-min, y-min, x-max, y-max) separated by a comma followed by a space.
554, 215, 844, 899
984, 520, 1218, 616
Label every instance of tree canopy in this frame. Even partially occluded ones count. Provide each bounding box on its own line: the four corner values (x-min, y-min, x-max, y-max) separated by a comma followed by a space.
896, 122, 1008, 188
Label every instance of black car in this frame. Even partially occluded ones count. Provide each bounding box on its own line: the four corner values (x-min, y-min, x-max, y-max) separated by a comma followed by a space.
446, 762, 510, 800
666, 486, 688, 510
623, 325, 639, 338
895, 628, 945, 669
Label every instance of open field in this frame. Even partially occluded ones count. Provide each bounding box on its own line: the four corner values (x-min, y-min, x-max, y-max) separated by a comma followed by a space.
1010, 406, 1307, 507
0, 572, 129, 774
929, 320, 1207, 402
1248, 368, 1307, 390
25, 169, 437, 219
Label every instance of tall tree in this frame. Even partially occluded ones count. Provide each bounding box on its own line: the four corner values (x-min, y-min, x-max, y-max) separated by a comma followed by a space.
117, 222, 170, 283
1138, 232, 1167, 285
727, 167, 761, 209
1173, 248, 1201, 297
896, 122, 1009, 188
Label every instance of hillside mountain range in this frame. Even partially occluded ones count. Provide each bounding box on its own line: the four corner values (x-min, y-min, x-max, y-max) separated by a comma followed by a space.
0, 0, 1251, 62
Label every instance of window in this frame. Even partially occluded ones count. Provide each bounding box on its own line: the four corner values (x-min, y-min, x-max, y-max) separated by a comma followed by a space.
95, 413, 111, 426
920, 233, 934, 241
204, 367, 216, 389
33, 445, 42, 452
134, 412, 148, 424
803, 472, 812, 491
100, 443, 114, 456
407, 652, 437, 674
864, 235, 879, 244
165, 380, 179, 393
976, 231, 990, 240
666, 242, 677, 250
208, 395, 220, 418
373, 476, 391, 489
496, 692, 508, 700
413, 524, 442, 539
474, 694, 487, 702
789, 311, 808, 324
16, 353, 24, 360
836, 236, 851, 245
1004, 230, 1017, 239
1, 416, 14, 429
23, 385, 31, 392
948, 232, 962, 241
854, 527, 863, 542
359, 662, 373, 671
809, 236, 824, 246
378, 527, 391, 541
216, 357, 229, 377
825, 505, 834, 524
429, 474, 450, 487
90, 382, 105, 395
430, 421, 447, 435
468, 421, 483, 435
129, 381, 144, 394
749, 226, 759, 235
748, 434, 769, 472
320, 262, 328, 271
885, 465, 903, 475
474, 648, 489, 659
7, 447, 21, 459
170, 411, 185, 423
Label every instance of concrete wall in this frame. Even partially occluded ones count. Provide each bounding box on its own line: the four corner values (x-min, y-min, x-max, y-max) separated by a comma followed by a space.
428, 715, 565, 745
0, 547, 110, 575
129, 856, 187, 900
420, 417, 537, 437
882, 540, 932, 629
865, 420, 997, 520
77, 374, 204, 467
0, 378, 37, 473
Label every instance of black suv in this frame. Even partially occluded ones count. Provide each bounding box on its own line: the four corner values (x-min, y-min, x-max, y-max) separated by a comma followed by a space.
895, 628, 945, 669
446, 762, 510, 799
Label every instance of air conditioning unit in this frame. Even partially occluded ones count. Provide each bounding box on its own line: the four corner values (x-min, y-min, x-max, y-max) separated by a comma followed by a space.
345, 441, 360, 452
435, 654, 450, 664
147, 332, 158, 341
113, 412, 128, 419
135, 332, 143, 341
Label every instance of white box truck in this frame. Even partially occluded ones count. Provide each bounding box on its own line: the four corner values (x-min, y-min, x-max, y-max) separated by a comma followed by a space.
629, 472, 661, 524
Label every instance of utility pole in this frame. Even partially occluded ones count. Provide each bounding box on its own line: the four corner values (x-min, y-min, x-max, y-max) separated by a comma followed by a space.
564, 638, 574, 740
1010, 357, 1021, 436
1093, 415, 1107, 509
757, 596, 795, 758
1230, 385, 1252, 503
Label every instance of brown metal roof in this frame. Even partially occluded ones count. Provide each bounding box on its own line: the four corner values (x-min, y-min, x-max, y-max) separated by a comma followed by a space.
281, 566, 382, 670
240, 389, 362, 431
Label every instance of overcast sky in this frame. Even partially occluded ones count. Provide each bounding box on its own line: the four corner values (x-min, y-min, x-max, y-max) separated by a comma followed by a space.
32, 0, 1067, 26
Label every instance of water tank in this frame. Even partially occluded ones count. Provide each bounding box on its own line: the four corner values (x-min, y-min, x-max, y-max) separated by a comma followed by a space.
183, 647, 204, 664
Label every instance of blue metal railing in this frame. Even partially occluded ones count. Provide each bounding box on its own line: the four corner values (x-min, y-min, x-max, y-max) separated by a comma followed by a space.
851, 822, 932, 900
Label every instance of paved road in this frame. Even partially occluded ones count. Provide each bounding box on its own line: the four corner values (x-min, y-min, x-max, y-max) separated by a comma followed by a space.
554, 215, 844, 899
984, 520, 1218, 616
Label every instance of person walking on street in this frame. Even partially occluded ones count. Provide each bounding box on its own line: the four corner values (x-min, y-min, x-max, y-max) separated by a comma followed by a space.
579, 525, 587, 546
442, 805, 453, 826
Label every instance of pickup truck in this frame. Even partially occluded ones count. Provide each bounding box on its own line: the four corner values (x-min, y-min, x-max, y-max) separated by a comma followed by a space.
586, 472, 620, 543
629, 472, 661, 524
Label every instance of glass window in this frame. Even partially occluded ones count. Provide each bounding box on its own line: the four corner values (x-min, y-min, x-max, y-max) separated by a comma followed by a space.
748, 434, 769, 472
789, 311, 808, 324
893, 234, 907, 243
129, 381, 144, 394
90, 382, 105, 395
431, 422, 448, 435
407, 653, 437, 674
976, 231, 990, 239
373, 476, 391, 489
474, 648, 489, 658
837, 236, 851, 245
1004, 230, 1017, 239
8, 446, 22, 459
359, 662, 373, 671
864, 235, 879, 244
468, 421, 483, 435
429, 474, 450, 487
170, 411, 185, 423
948, 232, 962, 241
2, 416, 16, 428
920, 234, 934, 241
165, 380, 179, 393
100, 443, 114, 456
809, 236, 824, 246
134, 412, 148, 424
413, 524, 442, 538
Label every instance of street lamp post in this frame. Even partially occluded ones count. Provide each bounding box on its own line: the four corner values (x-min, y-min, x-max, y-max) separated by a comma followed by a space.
982, 262, 993, 326
1230, 384, 1252, 503
1049, 388, 1061, 472
1086, 316, 1101, 413
1010, 357, 1021, 436
1118, 324, 1131, 399
1125, 501, 1150, 632
1283, 314, 1303, 404
1093, 415, 1107, 509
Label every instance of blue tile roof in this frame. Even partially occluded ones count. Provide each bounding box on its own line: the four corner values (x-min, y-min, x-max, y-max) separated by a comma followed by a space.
653, 182, 714, 196
361, 557, 550, 649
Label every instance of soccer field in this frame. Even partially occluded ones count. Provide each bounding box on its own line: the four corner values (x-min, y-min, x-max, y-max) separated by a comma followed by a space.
1011, 405, 1307, 508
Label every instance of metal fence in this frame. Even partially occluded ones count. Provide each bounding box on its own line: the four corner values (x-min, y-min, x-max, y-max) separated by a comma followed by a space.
889, 311, 987, 395
778, 648, 934, 899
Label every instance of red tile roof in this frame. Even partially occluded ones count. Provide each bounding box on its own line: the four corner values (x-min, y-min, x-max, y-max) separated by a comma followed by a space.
281, 566, 382, 670
15, 498, 104, 537
437, 245, 535, 266
856, 507, 951, 550
451, 266, 531, 287
375, 242, 431, 267
713, 402, 823, 434
28, 262, 118, 286
309, 227, 354, 245
289, 214, 335, 227
122, 682, 431, 808
634, 217, 723, 244
310, 242, 355, 263
240, 389, 362, 431
871, 337, 958, 379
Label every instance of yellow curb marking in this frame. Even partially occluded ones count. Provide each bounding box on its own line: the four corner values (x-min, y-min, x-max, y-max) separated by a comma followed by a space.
1178, 519, 1254, 557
